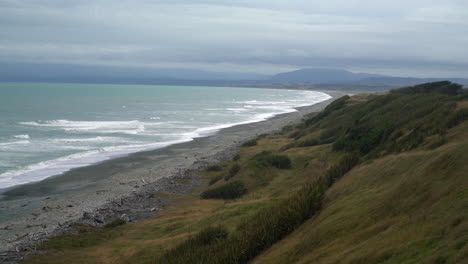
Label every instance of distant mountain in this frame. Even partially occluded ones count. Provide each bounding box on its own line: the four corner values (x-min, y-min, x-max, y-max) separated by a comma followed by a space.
271, 68, 468, 86
271, 68, 385, 83
1, 63, 467, 88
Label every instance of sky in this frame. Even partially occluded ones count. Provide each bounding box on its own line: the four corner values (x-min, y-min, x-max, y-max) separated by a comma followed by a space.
1, 0, 468, 77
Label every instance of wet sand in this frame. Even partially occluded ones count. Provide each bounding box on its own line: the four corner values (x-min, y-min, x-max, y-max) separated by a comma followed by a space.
0, 91, 344, 263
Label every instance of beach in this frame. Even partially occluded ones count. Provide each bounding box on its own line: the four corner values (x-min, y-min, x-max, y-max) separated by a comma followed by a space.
0, 91, 343, 263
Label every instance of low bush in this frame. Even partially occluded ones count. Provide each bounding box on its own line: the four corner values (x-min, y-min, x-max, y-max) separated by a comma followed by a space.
322, 153, 360, 188
206, 165, 223, 172
200, 181, 247, 200
305, 95, 350, 126
159, 226, 229, 263
255, 152, 292, 169
232, 154, 240, 161
105, 219, 126, 228
242, 139, 257, 147
224, 164, 241, 181
296, 138, 320, 147
390, 81, 463, 95
447, 108, 468, 128
208, 174, 223, 185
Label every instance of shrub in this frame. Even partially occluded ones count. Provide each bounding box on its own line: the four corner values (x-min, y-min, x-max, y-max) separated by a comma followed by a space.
200, 181, 247, 200
159, 226, 228, 263
224, 164, 241, 181
206, 165, 222, 172
447, 108, 468, 128
192, 226, 228, 245
390, 81, 463, 96
105, 219, 126, 228
305, 95, 350, 126
322, 153, 360, 188
232, 154, 240, 161
242, 139, 257, 147
255, 152, 292, 169
208, 174, 223, 185
296, 138, 320, 147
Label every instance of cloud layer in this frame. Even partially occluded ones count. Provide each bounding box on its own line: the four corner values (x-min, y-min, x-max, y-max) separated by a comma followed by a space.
1, 0, 467, 77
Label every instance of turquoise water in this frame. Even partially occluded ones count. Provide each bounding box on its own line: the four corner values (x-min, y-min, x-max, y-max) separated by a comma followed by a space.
0, 83, 330, 189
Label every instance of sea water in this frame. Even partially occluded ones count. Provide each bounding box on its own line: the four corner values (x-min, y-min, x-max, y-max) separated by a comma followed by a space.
0, 83, 331, 189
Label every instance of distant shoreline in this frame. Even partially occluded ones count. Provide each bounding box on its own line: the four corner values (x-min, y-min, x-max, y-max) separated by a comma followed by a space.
0, 91, 345, 263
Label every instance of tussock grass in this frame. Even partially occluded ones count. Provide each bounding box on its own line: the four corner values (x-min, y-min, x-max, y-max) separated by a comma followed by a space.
242, 139, 258, 147
254, 152, 292, 170
224, 163, 241, 181
206, 165, 223, 172
200, 181, 247, 200
208, 174, 223, 185
158, 153, 358, 264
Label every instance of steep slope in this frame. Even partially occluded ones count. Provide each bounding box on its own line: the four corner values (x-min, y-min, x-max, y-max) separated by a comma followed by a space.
253, 125, 468, 264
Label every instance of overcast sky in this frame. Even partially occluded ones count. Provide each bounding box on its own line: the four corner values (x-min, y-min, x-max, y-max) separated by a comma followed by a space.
1, 0, 468, 77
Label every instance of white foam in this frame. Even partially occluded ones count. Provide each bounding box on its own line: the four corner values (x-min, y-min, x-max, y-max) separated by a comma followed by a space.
0, 138, 194, 189
0, 140, 30, 147
13, 134, 30, 139
19, 120, 148, 135
52, 136, 122, 143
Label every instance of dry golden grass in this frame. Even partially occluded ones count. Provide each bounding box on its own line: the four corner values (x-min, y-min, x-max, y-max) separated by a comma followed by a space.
252, 137, 468, 264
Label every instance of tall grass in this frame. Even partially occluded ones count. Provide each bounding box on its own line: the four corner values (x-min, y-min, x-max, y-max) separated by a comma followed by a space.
200, 181, 247, 200
224, 163, 241, 181
158, 154, 358, 264
254, 152, 292, 169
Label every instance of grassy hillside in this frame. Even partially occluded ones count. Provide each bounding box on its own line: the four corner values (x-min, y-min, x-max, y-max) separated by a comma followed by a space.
25, 82, 468, 264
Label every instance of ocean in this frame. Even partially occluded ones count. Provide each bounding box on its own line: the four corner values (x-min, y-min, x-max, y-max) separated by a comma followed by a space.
0, 83, 331, 190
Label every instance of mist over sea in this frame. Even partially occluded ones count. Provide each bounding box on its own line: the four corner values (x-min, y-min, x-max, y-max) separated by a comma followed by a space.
0, 83, 330, 190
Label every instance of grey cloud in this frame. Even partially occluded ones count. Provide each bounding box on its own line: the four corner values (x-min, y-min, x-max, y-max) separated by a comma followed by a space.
0, 0, 467, 77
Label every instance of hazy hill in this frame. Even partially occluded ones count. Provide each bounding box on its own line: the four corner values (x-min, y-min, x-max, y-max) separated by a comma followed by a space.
271, 68, 384, 83
2, 62, 468, 88
272, 68, 468, 86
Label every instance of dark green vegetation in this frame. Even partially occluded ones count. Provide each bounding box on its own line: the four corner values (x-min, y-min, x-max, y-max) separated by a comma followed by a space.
253, 152, 292, 170
104, 219, 127, 228
159, 226, 229, 263
208, 174, 223, 185
224, 163, 241, 181
25, 82, 468, 264
390, 81, 463, 95
200, 181, 247, 200
241, 139, 257, 147
206, 164, 223, 172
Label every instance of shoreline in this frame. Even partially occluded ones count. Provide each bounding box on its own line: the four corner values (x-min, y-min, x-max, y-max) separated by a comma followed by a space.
0, 91, 344, 263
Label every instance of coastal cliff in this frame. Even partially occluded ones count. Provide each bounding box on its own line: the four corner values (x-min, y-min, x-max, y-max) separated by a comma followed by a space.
23, 82, 468, 263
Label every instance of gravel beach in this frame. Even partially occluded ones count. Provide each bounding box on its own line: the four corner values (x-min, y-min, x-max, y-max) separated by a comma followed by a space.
0, 91, 344, 263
